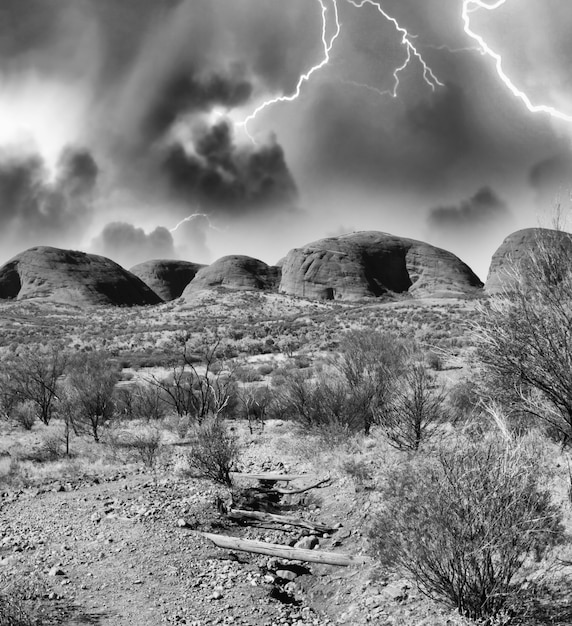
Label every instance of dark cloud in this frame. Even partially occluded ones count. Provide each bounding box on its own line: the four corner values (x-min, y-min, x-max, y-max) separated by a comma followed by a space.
0, 147, 98, 244
529, 154, 572, 201
141, 68, 252, 144
94, 222, 176, 267
428, 187, 511, 233
160, 121, 298, 212
56, 147, 99, 197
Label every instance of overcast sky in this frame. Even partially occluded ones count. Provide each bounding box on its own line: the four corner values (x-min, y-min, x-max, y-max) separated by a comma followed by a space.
0, 0, 571, 279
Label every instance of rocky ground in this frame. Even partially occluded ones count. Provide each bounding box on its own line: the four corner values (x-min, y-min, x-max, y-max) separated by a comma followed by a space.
3, 421, 571, 626
1, 469, 337, 625
0, 430, 472, 626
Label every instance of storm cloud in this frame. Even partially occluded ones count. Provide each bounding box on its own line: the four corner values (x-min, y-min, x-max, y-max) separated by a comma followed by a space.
428, 187, 511, 233
0, 0, 570, 272
0, 147, 98, 246
94, 222, 176, 268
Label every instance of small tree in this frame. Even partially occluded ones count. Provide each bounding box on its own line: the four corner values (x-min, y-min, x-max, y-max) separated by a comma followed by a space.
378, 362, 448, 451
151, 333, 236, 422
66, 352, 120, 442
9, 344, 68, 425
336, 330, 407, 434
238, 385, 272, 433
125, 425, 163, 469
370, 433, 563, 621
186, 417, 240, 487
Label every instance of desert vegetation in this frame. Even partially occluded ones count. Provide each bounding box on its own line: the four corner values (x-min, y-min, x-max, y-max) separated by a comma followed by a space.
1, 234, 572, 624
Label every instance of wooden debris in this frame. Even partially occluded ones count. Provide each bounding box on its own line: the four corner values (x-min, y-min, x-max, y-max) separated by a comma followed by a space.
199, 532, 370, 566
230, 472, 313, 483
273, 475, 331, 495
226, 508, 334, 533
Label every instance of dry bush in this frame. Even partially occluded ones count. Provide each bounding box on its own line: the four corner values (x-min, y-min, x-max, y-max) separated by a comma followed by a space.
65, 352, 120, 442
378, 363, 448, 451
185, 417, 240, 487
0, 574, 49, 626
12, 401, 36, 431
370, 432, 564, 622
123, 425, 164, 468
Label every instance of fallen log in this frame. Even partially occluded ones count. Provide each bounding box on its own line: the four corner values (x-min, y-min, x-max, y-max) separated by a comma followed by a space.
230, 472, 312, 482
227, 508, 334, 533
199, 532, 370, 566
273, 475, 331, 495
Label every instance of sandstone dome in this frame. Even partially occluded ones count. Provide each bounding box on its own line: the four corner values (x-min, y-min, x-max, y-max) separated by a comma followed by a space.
279, 231, 483, 300
129, 259, 204, 301
182, 255, 281, 295
485, 228, 572, 294
0, 246, 163, 306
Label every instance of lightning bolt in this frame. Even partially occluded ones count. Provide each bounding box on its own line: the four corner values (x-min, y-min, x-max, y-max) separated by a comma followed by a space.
238, 0, 341, 141
170, 213, 219, 233
239, 0, 444, 139
462, 0, 572, 123
345, 0, 443, 94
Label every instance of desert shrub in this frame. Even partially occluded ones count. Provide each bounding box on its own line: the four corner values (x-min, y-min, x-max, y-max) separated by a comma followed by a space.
370, 433, 564, 622
115, 384, 167, 421
257, 363, 274, 376
7, 344, 68, 425
151, 334, 237, 421
65, 351, 120, 442
448, 378, 480, 422
39, 430, 65, 461
0, 371, 19, 418
0, 574, 49, 626
377, 363, 448, 451
341, 456, 373, 490
426, 350, 444, 371
185, 417, 240, 486
336, 330, 408, 434
12, 401, 36, 430
123, 425, 164, 468
237, 385, 273, 433
274, 372, 366, 436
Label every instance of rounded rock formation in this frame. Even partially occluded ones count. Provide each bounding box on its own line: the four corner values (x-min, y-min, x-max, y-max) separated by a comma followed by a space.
0, 246, 163, 306
129, 259, 204, 301
182, 255, 281, 295
279, 231, 483, 300
485, 228, 572, 294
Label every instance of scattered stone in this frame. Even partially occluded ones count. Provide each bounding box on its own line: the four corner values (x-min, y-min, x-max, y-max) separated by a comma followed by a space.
48, 567, 66, 577
177, 518, 192, 529
275, 570, 298, 582
294, 536, 318, 551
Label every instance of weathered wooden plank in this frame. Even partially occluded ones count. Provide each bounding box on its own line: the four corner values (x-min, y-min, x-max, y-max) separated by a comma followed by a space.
227, 508, 334, 532
230, 472, 313, 482
199, 532, 370, 566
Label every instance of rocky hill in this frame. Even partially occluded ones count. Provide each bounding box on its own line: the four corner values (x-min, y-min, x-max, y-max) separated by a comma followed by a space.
129, 259, 204, 301
0, 247, 163, 306
486, 228, 572, 293
182, 255, 281, 296
279, 231, 483, 300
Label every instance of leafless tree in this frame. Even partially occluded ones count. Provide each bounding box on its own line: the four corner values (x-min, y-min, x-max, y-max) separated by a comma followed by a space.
65, 352, 120, 442
378, 362, 448, 451
150, 333, 237, 423
9, 344, 68, 425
